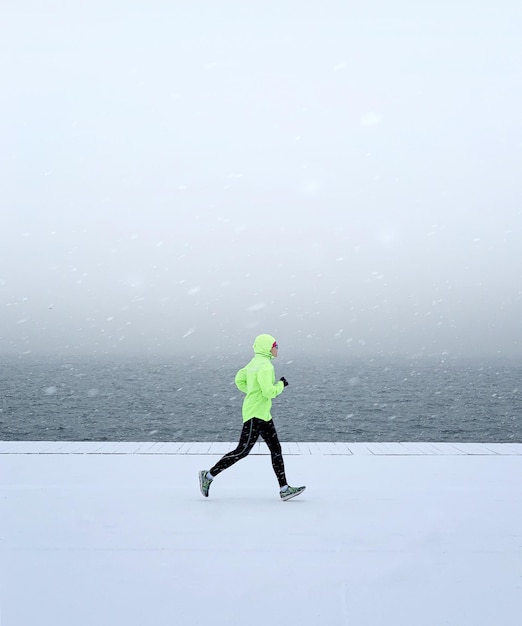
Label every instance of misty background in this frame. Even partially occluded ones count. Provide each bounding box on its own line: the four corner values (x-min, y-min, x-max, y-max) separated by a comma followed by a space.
1, 0, 521, 361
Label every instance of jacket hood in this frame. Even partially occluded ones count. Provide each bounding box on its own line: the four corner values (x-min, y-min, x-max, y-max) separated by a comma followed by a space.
253, 334, 277, 358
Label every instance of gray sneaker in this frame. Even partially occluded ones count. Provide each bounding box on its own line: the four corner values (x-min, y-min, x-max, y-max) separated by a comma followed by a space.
199, 470, 213, 497
280, 485, 306, 501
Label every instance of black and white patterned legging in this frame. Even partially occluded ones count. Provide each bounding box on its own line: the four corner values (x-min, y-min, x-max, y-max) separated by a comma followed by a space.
210, 418, 287, 488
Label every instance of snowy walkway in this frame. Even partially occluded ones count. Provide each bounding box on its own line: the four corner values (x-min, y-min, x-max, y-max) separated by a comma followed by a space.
1, 442, 521, 626
1, 440, 521, 455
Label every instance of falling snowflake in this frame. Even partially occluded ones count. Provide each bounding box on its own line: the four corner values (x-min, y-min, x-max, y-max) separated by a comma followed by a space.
247, 302, 266, 312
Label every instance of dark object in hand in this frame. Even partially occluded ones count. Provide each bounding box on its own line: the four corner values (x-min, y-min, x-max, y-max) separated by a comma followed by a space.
280, 377, 289, 387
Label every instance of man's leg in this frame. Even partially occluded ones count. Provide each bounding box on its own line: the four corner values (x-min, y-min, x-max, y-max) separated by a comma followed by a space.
259, 420, 287, 488
209, 418, 261, 477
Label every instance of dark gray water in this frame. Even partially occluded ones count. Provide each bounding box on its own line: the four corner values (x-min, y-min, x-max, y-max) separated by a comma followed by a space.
1, 355, 521, 442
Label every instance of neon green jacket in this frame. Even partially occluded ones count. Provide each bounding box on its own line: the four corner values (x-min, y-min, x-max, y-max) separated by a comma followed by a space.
234, 334, 285, 422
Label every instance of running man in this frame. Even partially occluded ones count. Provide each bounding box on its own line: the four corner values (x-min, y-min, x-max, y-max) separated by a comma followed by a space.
199, 334, 306, 501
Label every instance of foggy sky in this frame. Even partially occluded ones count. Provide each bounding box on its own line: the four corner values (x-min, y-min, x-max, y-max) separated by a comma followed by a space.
1, 1, 522, 360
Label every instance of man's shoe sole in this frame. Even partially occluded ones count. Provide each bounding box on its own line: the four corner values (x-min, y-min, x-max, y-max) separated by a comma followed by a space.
199, 471, 210, 497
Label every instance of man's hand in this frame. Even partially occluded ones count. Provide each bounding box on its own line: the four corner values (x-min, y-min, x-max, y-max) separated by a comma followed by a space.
280, 376, 289, 387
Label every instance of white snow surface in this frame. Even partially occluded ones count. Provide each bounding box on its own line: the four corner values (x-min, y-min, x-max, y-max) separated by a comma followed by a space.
1, 444, 521, 626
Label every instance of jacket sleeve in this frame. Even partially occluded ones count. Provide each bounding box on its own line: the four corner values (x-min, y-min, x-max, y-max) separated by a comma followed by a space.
257, 365, 284, 399
234, 367, 248, 393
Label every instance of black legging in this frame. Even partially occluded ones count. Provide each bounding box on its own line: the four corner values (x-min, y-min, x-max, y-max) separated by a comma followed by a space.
210, 418, 287, 488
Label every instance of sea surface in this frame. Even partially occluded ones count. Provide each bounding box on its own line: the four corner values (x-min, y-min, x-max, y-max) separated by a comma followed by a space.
1, 355, 521, 442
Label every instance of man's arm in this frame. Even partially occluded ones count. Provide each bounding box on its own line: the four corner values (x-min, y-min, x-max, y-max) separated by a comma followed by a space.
258, 366, 284, 399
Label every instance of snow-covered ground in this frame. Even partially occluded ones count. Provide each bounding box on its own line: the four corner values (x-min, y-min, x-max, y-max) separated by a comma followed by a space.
1, 443, 521, 626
